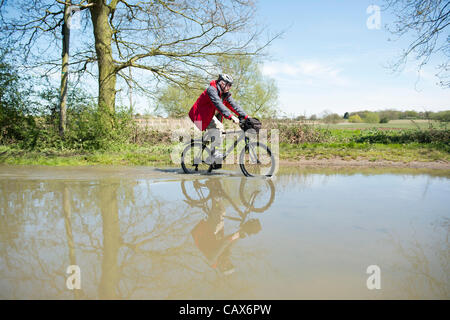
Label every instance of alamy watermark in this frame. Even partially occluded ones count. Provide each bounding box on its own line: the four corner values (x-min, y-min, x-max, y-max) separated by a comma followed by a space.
66, 265, 81, 290
366, 5, 381, 30
67, 6, 82, 30
366, 265, 381, 290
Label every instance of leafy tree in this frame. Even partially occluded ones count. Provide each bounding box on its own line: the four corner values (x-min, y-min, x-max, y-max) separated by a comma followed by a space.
379, 109, 402, 120
431, 110, 450, 122
216, 55, 278, 118
322, 113, 341, 124
0, 51, 36, 143
379, 116, 390, 123
363, 112, 380, 123
403, 110, 419, 119
348, 114, 363, 123
155, 83, 203, 118
156, 56, 279, 119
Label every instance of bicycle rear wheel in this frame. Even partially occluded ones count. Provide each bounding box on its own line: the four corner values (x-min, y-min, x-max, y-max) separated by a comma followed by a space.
181, 142, 211, 174
239, 142, 275, 177
180, 179, 211, 204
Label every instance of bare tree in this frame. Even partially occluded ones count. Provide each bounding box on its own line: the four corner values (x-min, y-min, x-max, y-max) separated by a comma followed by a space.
383, 0, 450, 87
1, 0, 277, 119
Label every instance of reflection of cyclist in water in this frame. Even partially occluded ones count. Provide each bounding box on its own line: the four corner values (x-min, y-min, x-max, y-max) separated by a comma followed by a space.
189, 178, 265, 275
191, 199, 238, 275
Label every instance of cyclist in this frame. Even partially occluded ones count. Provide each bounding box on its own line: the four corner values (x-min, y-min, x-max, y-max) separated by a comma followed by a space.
191, 198, 239, 276
188, 74, 249, 165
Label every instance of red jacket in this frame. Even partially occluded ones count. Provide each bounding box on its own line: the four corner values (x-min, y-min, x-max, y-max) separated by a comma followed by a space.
189, 80, 248, 131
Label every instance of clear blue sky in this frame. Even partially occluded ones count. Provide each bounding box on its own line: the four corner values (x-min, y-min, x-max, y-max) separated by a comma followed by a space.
256, 0, 450, 117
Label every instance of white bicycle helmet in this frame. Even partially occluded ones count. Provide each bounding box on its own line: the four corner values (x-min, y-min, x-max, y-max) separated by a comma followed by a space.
218, 73, 233, 85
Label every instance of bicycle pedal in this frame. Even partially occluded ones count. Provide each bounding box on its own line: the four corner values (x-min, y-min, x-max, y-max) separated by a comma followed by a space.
212, 163, 222, 170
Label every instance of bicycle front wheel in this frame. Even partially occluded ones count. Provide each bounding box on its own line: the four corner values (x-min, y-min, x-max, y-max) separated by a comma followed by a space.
239, 142, 275, 177
181, 142, 211, 174
239, 177, 275, 212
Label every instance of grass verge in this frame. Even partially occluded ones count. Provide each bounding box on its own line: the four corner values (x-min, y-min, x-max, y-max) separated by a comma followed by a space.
1, 141, 448, 166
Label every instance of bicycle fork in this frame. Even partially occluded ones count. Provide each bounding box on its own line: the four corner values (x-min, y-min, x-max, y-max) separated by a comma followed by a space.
245, 137, 261, 165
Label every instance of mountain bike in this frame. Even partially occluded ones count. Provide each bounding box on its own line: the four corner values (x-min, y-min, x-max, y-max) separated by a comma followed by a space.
180, 119, 276, 177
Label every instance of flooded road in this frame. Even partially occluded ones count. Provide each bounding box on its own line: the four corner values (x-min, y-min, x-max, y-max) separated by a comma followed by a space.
0, 165, 449, 299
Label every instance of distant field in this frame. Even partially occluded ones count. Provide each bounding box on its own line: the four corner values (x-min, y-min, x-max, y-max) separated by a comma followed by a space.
314, 119, 447, 130
135, 118, 448, 131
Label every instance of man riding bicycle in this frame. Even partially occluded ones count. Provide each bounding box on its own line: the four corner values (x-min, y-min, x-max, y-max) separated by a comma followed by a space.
188, 74, 249, 166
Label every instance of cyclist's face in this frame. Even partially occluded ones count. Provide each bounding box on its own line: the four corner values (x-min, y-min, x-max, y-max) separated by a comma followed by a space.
220, 81, 232, 93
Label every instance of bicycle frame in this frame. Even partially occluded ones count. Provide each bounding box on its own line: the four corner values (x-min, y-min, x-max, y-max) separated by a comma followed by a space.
220, 130, 250, 162
191, 130, 257, 171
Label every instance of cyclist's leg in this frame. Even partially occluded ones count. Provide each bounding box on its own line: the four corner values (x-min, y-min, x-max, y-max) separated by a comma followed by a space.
206, 115, 223, 162
209, 199, 226, 237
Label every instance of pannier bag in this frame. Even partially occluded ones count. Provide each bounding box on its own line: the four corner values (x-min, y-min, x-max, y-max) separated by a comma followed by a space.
243, 117, 262, 133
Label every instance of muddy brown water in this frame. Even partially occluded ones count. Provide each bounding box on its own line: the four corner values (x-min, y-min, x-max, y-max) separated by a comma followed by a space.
0, 165, 448, 299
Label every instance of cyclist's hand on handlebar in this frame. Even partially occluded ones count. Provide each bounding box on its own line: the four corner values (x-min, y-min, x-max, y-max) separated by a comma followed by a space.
231, 115, 239, 124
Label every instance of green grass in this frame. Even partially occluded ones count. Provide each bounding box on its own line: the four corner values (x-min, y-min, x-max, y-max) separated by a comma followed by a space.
1, 140, 448, 167
1, 122, 449, 166
0, 144, 174, 166
278, 142, 450, 163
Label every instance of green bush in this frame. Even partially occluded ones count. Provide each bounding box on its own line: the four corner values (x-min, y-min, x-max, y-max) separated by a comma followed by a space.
132, 128, 173, 145
12, 103, 136, 151
362, 112, 380, 123
323, 113, 342, 124
0, 58, 136, 151
0, 54, 38, 144
63, 104, 136, 150
277, 124, 333, 144
349, 115, 363, 123
353, 129, 450, 151
430, 111, 450, 122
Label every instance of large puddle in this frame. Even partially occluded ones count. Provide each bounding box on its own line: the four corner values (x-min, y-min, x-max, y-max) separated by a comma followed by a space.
0, 165, 449, 299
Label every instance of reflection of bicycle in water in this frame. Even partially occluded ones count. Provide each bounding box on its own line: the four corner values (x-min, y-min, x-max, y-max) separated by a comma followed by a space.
181, 177, 275, 275
181, 177, 275, 215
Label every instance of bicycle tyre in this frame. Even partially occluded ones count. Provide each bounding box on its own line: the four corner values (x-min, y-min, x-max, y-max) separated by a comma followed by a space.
180, 179, 211, 204
239, 142, 275, 177
239, 177, 275, 212
181, 142, 212, 174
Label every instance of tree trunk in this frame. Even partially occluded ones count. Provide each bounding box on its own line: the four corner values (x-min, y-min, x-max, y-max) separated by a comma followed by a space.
90, 1, 116, 114
59, 1, 71, 137
62, 184, 82, 299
